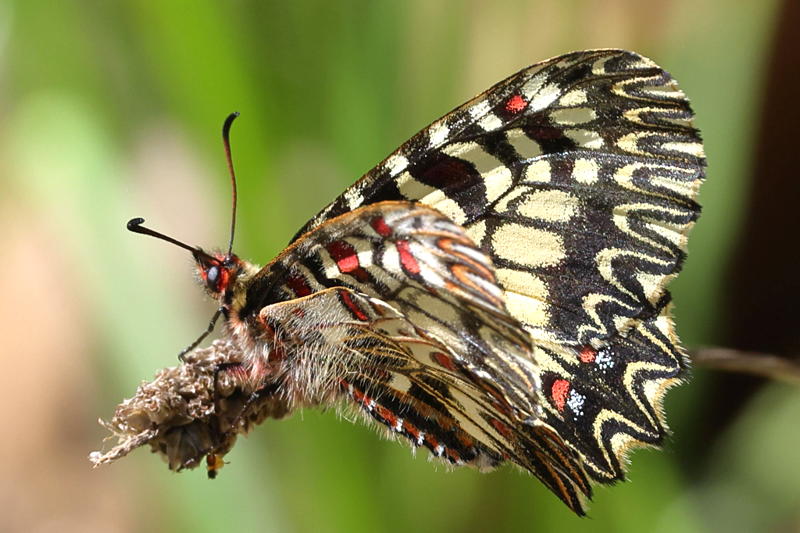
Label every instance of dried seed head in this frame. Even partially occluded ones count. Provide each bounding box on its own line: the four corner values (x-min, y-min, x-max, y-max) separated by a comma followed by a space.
89, 339, 289, 474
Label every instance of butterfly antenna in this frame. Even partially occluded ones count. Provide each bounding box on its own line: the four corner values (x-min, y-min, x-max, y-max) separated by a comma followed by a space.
127, 217, 197, 254
222, 112, 240, 257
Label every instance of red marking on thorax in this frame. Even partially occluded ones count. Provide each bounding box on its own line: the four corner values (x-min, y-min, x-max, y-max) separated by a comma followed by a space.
370, 216, 392, 238
551, 379, 571, 412
579, 346, 597, 364
286, 273, 312, 297
505, 94, 528, 113
218, 268, 231, 292
396, 240, 420, 275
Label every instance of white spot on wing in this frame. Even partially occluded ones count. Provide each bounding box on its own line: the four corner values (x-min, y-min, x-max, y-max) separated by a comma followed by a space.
518, 189, 579, 222
395, 171, 467, 224
506, 129, 543, 160
641, 82, 685, 100
384, 154, 409, 176
617, 132, 647, 154
492, 223, 565, 268
550, 107, 597, 126
573, 158, 600, 184
344, 186, 364, 209
469, 100, 491, 122
499, 268, 550, 328
662, 141, 704, 158
478, 112, 503, 131
529, 83, 560, 112
565, 128, 604, 149
428, 122, 450, 147
559, 89, 587, 106
390, 374, 412, 393
591, 55, 613, 75
523, 160, 552, 183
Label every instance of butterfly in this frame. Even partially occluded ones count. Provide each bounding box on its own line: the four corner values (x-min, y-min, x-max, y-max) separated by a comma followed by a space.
128, 49, 705, 514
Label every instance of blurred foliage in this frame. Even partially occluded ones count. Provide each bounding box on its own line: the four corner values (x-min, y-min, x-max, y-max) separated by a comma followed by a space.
2, 1, 798, 532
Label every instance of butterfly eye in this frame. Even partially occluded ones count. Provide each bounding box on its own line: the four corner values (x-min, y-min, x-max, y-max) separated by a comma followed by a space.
206, 265, 220, 290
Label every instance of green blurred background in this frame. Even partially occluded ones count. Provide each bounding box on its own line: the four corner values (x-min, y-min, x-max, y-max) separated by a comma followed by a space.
2, 1, 799, 532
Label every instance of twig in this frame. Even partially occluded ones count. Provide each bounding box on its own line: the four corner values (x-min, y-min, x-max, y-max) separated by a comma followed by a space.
690, 347, 800, 385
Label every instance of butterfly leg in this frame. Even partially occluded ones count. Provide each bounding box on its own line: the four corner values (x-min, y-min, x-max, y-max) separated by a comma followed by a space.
178, 307, 224, 362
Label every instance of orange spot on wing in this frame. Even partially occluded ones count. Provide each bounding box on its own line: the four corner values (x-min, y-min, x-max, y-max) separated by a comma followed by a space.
403, 420, 420, 442
286, 273, 312, 297
396, 239, 420, 275
431, 351, 457, 371
370, 216, 392, 237
338, 289, 369, 321
579, 346, 597, 363
489, 417, 514, 440
505, 94, 528, 113
551, 379, 570, 412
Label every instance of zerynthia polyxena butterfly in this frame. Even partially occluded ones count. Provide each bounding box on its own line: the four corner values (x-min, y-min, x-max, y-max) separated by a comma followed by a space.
123, 49, 705, 514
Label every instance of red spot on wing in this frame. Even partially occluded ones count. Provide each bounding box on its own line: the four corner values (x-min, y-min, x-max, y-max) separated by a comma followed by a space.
396, 240, 420, 275
376, 405, 398, 428
370, 216, 392, 238
286, 273, 312, 297
455, 432, 474, 450
551, 379, 570, 412
489, 417, 514, 440
352, 386, 368, 405
326, 240, 370, 282
403, 420, 421, 443
505, 94, 528, 113
446, 448, 461, 463
338, 289, 370, 322
579, 346, 597, 364
431, 351, 457, 371
327, 240, 359, 272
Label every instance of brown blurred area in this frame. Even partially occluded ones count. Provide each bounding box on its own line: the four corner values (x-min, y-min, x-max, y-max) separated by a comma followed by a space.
0, 203, 127, 532
725, 0, 800, 358
695, 0, 800, 462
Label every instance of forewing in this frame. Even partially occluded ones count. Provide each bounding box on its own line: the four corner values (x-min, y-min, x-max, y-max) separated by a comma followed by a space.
294, 48, 705, 347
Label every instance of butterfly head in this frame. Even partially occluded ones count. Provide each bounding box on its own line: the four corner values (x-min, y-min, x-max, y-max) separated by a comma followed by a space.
193, 249, 244, 299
